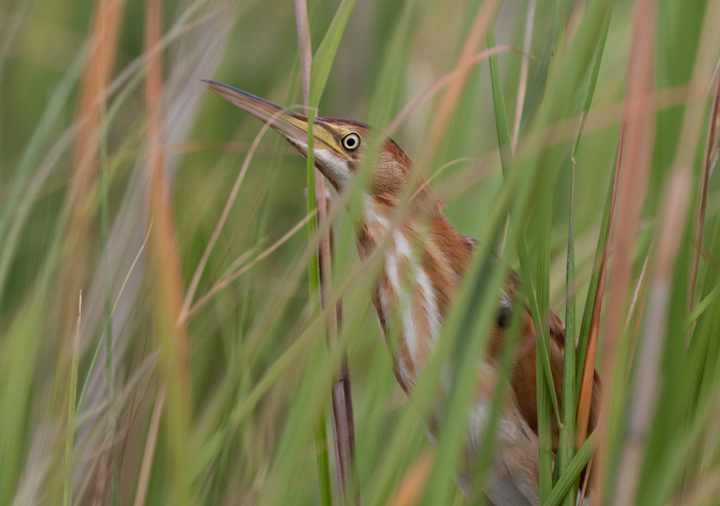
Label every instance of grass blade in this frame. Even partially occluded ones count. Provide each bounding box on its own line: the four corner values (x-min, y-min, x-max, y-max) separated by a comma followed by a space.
144, 1, 193, 503
558, 3, 613, 502
535, 191, 554, 503
689, 59, 720, 312
575, 144, 618, 444
512, 0, 536, 153
0, 50, 86, 304
63, 293, 82, 506
294, 0, 331, 502
596, 0, 657, 499
487, 26, 512, 174
309, 0, 356, 108
559, 161, 577, 505
132, 387, 166, 506
544, 432, 597, 506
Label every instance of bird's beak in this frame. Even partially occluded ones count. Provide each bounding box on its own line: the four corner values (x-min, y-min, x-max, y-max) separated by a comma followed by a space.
202, 80, 336, 156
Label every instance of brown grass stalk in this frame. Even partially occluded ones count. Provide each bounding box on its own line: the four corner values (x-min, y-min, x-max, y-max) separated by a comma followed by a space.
294, 0, 312, 111
689, 57, 720, 322
323, 190, 357, 505
578, 455, 594, 505
132, 386, 166, 506
52, 0, 126, 498
59, 0, 125, 334
595, 0, 657, 501
143, 0, 193, 504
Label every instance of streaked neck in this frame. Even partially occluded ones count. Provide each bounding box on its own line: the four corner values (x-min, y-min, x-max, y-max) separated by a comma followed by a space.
358, 195, 475, 391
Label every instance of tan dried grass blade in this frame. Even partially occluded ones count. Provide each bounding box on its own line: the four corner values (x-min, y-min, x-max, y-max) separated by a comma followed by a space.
144, 0, 193, 503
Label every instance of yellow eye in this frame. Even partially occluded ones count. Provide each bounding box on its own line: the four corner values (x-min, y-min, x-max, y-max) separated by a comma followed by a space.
341, 132, 361, 151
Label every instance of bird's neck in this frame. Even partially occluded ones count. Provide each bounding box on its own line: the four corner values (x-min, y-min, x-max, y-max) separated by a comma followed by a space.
358, 194, 475, 392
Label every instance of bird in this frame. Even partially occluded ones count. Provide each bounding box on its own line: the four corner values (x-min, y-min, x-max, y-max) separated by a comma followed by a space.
203, 79, 599, 506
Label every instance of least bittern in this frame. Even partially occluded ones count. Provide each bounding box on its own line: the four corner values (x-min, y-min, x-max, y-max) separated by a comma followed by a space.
203, 80, 599, 506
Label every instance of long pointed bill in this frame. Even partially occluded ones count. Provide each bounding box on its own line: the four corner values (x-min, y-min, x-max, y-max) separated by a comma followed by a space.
202, 80, 335, 155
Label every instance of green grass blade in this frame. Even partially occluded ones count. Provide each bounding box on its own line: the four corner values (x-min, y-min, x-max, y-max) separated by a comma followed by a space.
544, 431, 597, 506
63, 294, 82, 506
700, 192, 720, 299
558, 4, 613, 502
316, 412, 333, 506
99, 100, 120, 506
0, 49, 86, 304
309, 0, 357, 108
569, 2, 614, 163
487, 26, 512, 173
575, 157, 615, 389
559, 168, 577, 503
487, 22, 561, 426
535, 197, 554, 502
0, 299, 45, 505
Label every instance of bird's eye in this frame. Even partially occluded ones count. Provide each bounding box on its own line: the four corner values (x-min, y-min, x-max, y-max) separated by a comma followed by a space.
341, 132, 361, 151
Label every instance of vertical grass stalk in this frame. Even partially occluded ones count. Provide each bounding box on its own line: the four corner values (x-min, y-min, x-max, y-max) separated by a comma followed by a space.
487, 26, 512, 175
295, 0, 357, 503
487, 23, 562, 427
560, 153, 577, 504
144, 0, 194, 503
559, 3, 613, 501
99, 91, 119, 506
598, 0, 657, 499
293, 1, 332, 498
63, 293, 82, 506
487, 21, 559, 499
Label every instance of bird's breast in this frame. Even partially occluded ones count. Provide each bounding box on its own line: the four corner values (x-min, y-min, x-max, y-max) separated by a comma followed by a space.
359, 202, 458, 392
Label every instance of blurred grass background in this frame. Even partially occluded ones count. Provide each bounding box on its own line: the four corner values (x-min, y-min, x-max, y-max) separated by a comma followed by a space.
1, 0, 720, 504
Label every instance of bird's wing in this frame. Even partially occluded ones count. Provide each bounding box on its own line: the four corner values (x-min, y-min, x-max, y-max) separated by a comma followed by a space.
491, 267, 601, 448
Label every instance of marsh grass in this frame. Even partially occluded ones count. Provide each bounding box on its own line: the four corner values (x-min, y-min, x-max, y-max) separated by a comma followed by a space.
1, 0, 720, 505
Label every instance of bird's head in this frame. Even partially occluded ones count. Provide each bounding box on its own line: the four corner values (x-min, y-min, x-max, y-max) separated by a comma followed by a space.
203, 80, 416, 206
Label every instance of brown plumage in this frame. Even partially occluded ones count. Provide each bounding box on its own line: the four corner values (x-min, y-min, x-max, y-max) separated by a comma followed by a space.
204, 81, 600, 506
